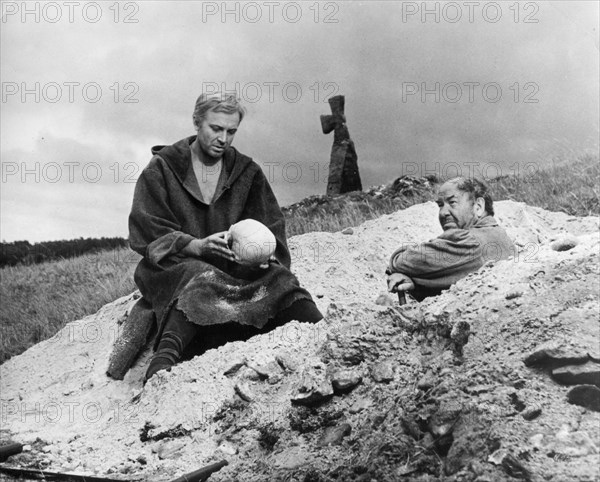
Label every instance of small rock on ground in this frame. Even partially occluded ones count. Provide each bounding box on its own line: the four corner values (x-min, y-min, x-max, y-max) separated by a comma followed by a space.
371, 361, 394, 383
318, 423, 352, 446
521, 404, 542, 421
552, 361, 600, 387
235, 382, 254, 402
331, 370, 362, 393
524, 344, 590, 367
349, 397, 372, 414
566, 385, 600, 412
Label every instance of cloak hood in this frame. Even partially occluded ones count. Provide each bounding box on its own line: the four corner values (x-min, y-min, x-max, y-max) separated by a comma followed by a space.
150, 136, 253, 196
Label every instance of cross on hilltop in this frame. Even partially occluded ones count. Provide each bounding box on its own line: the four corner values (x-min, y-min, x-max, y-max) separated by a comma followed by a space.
320, 95, 362, 196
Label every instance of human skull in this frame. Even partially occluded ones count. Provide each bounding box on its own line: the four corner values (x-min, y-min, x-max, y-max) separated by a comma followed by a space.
227, 219, 276, 265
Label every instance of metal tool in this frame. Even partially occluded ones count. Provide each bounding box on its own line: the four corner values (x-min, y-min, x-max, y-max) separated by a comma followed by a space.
0, 442, 23, 462
168, 460, 228, 482
0, 456, 228, 482
397, 291, 407, 305
0, 465, 128, 481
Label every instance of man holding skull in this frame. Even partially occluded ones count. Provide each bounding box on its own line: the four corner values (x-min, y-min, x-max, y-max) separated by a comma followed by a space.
129, 93, 322, 382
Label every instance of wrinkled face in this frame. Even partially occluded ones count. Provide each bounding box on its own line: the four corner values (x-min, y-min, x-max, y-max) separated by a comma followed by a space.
437, 181, 483, 230
194, 110, 240, 161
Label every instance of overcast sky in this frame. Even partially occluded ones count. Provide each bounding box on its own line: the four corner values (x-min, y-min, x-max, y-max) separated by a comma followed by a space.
1, 0, 598, 243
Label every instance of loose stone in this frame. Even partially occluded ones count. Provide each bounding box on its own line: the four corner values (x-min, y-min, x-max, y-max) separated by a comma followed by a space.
566, 385, 600, 412
331, 370, 362, 393
318, 423, 352, 446
521, 404, 542, 420
235, 382, 255, 402
371, 362, 394, 383
552, 362, 600, 388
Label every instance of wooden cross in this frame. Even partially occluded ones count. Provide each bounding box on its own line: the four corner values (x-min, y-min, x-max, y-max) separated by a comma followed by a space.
320, 95, 347, 137
320, 95, 362, 195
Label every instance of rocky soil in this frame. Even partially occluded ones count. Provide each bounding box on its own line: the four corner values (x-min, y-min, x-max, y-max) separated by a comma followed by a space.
1, 201, 599, 481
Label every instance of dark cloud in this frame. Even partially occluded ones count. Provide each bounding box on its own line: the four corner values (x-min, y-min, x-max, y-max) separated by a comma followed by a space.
1, 1, 598, 241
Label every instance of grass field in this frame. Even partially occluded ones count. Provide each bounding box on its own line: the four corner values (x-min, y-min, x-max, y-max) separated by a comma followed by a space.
1, 155, 598, 364
0, 248, 139, 363
491, 154, 599, 216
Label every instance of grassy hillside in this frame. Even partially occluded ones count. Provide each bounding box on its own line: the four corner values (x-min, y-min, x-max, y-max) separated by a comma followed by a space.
283, 155, 599, 236
492, 154, 599, 216
282, 176, 437, 236
0, 155, 598, 363
0, 249, 139, 363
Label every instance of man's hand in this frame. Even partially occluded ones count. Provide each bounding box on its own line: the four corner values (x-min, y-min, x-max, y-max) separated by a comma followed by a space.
256, 255, 277, 269
387, 272, 415, 293
183, 232, 235, 261
264, 254, 280, 268
234, 254, 277, 269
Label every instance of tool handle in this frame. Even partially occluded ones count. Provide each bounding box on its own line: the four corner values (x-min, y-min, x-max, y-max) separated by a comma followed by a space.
168, 460, 229, 482
0, 442, 23, 462
397, 291, 407, 306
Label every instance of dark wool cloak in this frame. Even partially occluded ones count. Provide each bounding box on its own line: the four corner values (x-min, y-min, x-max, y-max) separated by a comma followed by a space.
128, 136, 313, 346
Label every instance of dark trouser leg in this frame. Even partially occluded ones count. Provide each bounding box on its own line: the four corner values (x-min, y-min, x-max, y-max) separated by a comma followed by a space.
146, 299, 322, 381
233, 298, 323, 345
182, 299, 323, 358
145, 307, 199, 383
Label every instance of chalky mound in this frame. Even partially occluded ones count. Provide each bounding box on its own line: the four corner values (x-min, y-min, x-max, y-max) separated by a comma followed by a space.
1, 201, 598, 481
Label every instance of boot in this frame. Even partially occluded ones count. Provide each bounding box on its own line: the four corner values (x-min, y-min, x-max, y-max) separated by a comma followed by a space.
144, 332, 184, 383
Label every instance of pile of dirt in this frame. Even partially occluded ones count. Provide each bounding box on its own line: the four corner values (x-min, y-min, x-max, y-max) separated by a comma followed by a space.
1, 201, 598, 481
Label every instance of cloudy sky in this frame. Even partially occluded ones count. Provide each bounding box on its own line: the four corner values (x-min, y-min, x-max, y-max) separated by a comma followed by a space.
1, 0, 598, 242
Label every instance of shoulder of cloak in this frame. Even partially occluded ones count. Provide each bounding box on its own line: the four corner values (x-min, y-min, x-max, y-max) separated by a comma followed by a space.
146, 137, 258, 187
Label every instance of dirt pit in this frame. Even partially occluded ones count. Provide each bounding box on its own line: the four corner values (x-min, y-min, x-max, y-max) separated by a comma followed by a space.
1, 201, 598, 481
